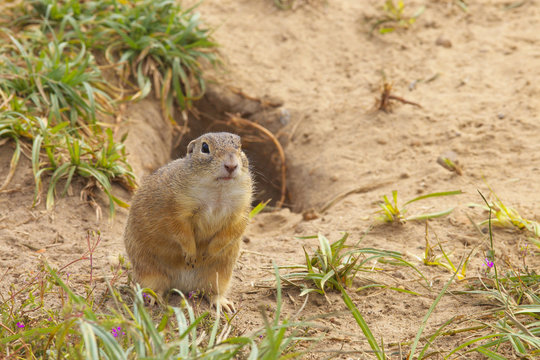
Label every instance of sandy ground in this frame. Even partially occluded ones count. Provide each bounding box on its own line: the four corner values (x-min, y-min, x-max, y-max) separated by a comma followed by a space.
1, 0, 539, 358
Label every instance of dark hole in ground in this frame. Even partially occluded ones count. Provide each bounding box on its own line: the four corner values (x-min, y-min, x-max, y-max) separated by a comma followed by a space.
172, 84, 290, 208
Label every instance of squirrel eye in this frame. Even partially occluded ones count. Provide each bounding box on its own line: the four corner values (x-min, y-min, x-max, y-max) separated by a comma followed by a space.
201, 142, 210, 154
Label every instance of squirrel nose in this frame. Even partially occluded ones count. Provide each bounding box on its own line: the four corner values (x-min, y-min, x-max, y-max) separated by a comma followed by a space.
224, 164, 237, 174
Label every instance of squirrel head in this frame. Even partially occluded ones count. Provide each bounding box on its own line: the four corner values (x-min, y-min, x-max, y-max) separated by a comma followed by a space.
186, 132, 250, 183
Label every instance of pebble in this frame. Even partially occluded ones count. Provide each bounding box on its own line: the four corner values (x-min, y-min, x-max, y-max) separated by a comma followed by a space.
302, 209, 319, 221
436, 36, 452, 48
279, 108, 291, 125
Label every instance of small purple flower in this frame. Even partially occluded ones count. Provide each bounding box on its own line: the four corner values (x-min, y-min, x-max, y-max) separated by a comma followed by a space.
142, 292, 152, 305
16, 322, 25, 328
111, 326, 125, 338
188, 291, 195, 300
484, 258, 494, 268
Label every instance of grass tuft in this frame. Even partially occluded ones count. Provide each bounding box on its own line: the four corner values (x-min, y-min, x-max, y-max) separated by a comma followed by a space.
370, 0, 425, 34
376, 189, 462, 224
89, 0, 220, 119
0, 240, 314, 358
280, 232, 428, 296
448, 193, 540, 358
469, 190, 540, 239
279, 231, 432, 359
421, 222, 476, 279
0, 0, 219, 216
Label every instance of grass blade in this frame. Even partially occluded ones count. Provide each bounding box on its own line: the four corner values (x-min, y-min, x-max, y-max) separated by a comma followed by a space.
409, 258, 463, 358
79, 321, 99, 359
337, 283, 384, 360
406, 207, 455, 221
474, 346, 507, 360
250, 199, 270, 219
404, 190, 463, 206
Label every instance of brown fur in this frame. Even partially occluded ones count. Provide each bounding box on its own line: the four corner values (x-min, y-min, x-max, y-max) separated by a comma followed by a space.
124, 132, 252, 311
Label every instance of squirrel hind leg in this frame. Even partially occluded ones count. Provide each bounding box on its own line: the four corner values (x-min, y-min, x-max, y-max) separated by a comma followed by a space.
135, 271, 171, 298
199, 266, 236, 312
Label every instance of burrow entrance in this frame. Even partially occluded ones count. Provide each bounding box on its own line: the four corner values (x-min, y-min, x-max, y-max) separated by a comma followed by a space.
172, 84, 292, 209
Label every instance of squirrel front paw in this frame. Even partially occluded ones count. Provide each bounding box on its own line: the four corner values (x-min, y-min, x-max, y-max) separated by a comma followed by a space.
184, 253, 197, 268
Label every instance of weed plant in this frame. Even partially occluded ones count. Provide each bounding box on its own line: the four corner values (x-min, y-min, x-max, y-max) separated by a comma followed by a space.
281, 189, 539, 359
91, 0, 219, 117
0, 256, 313, 358
279, 231, 472, 359
376, 189, 462, 223
449, 193, 540, 358
422, 222, 475, 279
451, 279, 540, 359
0, 0, 218, 216
280, 232, 428, 296
407, 192, 539, 358
280, 232, 431, 359
402, 192, 540, 359
469, 192, 540, 240
270, 198, 538, 359
370, 0, 425, 34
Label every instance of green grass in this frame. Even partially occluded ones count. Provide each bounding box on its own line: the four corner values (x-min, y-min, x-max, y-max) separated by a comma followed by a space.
279, 232, 428, 296
0, 251, 314, 358
370, 0, 425, 34
0, 0, 219, 216
250, 199, 270, 219
450, 280, 540, 359
376, 189, 462, 223
446, 192, 540, 359
469, 191, 540, 240
279, 232, 432, 359
403, 192, 540, 359
88, 0, 219, 118
277, 187, 539, 358
422, 222, 476, 280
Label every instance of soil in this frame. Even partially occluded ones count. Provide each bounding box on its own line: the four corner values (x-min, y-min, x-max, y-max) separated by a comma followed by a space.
1, 0, 539, 358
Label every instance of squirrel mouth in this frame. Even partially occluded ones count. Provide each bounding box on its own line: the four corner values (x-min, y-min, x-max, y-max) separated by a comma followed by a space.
217, 176, 233, 181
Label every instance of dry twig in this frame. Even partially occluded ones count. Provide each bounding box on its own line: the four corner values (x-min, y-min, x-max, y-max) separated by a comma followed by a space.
226, 114, 287, 208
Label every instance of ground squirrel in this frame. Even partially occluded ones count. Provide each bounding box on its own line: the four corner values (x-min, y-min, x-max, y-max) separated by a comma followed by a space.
124, 132, 253, 312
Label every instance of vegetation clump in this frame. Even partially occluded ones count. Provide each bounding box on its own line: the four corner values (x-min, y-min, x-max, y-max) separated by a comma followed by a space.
0, 0, 219, 216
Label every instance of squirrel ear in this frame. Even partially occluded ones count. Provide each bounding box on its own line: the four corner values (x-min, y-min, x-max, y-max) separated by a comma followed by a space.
187, 141, 195, 155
